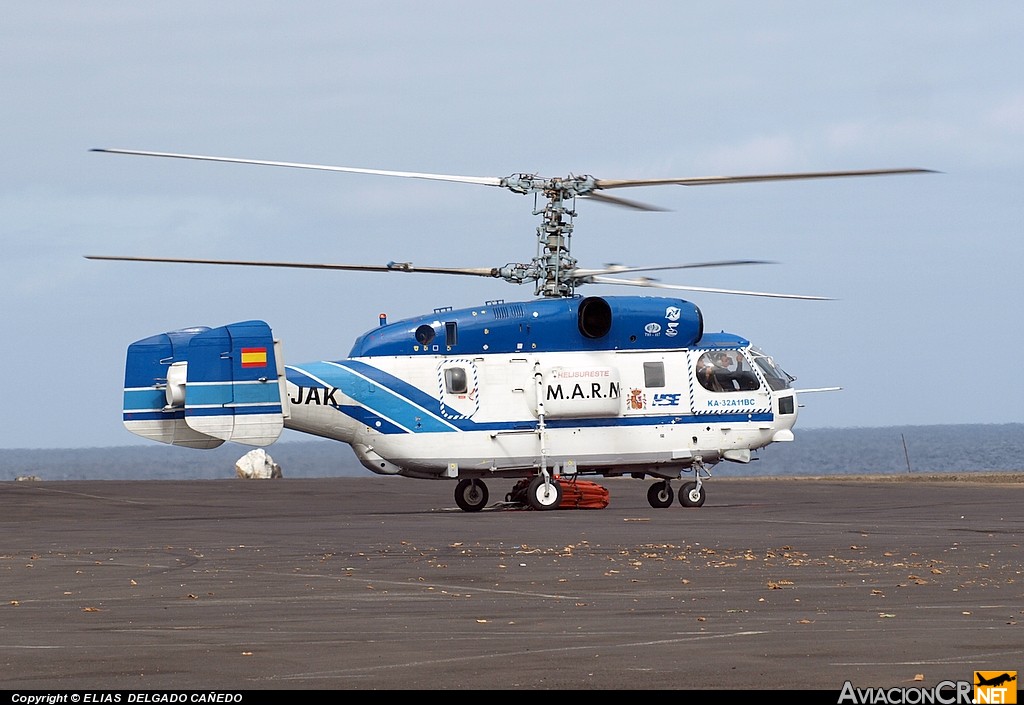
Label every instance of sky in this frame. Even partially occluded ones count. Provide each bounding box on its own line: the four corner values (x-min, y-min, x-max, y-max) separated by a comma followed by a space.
2, 2, 1022, 449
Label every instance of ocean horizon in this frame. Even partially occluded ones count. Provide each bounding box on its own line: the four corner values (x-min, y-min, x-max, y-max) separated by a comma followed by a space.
2, 422, 1021, 482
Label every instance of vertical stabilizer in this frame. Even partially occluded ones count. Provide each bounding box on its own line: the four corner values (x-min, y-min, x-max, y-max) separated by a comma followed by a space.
123, 327, 225, 448
183, 321, 287, 446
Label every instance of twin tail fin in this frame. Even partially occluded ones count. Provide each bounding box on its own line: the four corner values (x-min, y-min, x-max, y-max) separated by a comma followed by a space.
122, 320, 288, 448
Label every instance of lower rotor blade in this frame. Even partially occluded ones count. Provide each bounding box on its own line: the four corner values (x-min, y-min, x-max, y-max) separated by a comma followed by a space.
588, 274, 832, 300
582, 192, 669, 212
85, 255, 501, 278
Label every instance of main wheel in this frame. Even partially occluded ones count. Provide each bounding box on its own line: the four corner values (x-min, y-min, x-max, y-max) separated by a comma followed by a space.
647, 481, 674, 508
454, 479, 489, 512
679, 481, 706, 508
526, 475, 562, 511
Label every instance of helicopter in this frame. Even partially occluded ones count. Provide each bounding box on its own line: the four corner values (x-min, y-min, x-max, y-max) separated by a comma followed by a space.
88, 148, 932, 511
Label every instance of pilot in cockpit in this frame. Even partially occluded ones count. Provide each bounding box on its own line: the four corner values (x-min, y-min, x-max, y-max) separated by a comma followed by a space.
712, 352, 737, 391
697, 352, 725, 392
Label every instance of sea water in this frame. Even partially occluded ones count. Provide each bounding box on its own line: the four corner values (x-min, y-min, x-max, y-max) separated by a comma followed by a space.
1, 423, 1022, 481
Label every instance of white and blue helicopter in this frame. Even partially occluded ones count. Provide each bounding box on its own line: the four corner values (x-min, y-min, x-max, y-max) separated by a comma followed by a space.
88, 149, 930, 511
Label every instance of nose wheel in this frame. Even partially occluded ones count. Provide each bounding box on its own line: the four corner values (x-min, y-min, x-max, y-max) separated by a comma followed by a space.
679, 480, 706, 507
647, 458, 711, 508
647, 480, 675, 508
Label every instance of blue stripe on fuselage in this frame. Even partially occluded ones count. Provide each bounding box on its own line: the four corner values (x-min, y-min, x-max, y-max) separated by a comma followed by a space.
338, 404, 408, 435
331, 409, 773, 435
287, 360, 457, 433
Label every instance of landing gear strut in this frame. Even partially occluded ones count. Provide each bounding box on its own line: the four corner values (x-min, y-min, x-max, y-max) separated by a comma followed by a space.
679, 457, 710, 508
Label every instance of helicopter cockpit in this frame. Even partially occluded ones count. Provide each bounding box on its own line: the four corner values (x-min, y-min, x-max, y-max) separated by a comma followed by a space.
696, 350, 760, 392
695, 348, 794, 394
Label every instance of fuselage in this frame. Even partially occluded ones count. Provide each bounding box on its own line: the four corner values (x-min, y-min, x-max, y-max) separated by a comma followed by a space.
280, 295, 799, 481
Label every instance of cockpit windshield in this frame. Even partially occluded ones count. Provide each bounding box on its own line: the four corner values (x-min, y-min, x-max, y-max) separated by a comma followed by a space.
749, 348, 794, 391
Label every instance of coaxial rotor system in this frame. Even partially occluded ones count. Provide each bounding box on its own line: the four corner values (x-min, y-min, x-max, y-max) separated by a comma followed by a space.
88, 148, 934, 299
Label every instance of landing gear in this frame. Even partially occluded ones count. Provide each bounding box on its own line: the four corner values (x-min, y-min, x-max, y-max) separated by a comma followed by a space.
642, 458, 713, 509
527, 474, 562, 511
454, 478, 489, 512
677, 456, 711, 508
679, 480, 706, 508
647, 480, 674, 508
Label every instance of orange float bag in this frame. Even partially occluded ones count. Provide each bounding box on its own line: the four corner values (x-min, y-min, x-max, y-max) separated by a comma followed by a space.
557, 479, 610, 509
507, 477, 610, 509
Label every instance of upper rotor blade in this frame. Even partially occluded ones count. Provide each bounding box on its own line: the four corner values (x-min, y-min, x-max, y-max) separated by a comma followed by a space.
594, 168, 936, 190
90, 149, 503, 187
587, 274, 832, 300
92, 149, 934, 196
85, 255, 502, 278
571, 260, 773, 278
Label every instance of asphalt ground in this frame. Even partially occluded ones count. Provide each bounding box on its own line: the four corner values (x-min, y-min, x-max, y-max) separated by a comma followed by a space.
1, 474, 1021, 692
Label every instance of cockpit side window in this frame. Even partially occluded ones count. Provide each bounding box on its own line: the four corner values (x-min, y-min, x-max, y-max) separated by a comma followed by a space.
695, 351, 761, 393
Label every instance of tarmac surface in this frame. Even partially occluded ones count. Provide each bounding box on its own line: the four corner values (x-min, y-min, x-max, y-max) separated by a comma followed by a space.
1, 474, 1021, 691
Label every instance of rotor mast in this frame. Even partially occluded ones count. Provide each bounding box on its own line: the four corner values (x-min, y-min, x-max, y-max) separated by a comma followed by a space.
502, 174, 598, 297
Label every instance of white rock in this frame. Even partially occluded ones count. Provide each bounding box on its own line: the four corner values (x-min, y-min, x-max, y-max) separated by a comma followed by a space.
235, 448, 282, 479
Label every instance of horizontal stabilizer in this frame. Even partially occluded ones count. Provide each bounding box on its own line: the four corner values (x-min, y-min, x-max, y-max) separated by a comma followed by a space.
121, 321, 288, 448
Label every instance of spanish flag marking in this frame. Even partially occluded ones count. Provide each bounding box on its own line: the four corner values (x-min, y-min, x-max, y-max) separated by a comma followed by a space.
240, 347, 268, 368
